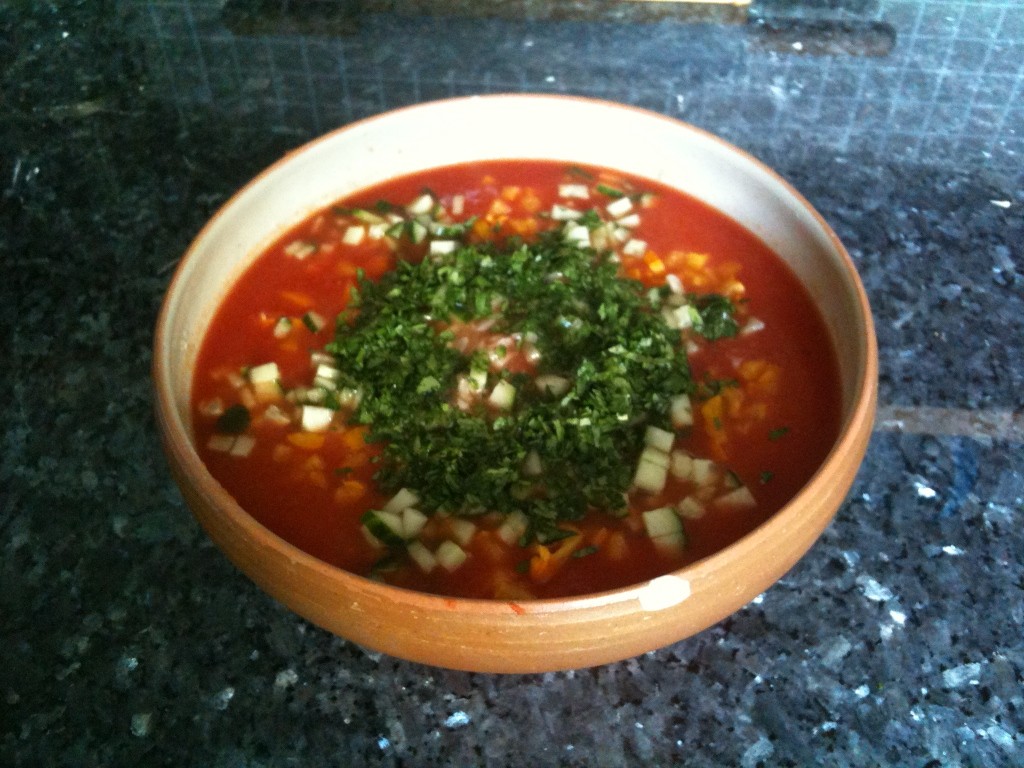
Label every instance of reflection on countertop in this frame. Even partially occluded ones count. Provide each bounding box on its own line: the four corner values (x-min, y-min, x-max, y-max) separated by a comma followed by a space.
2, 1, 1021, 765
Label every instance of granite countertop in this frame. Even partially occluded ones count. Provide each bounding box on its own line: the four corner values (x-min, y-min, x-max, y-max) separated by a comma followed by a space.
2, 2, 1022, 766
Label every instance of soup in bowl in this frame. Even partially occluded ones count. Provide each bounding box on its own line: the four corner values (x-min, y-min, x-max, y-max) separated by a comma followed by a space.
153, 95, 877, 673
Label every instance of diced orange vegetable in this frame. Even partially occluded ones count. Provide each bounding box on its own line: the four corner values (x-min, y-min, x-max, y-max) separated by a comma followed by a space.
723, 279, 745, 297
341, 426, 369, 452
738, 359, 768, 381
334, 479, 367, 505
508, 218, 539, 237
287, 432, 325, 450
500, 185, 521, 202
701, 394, 728, 460
528, 532, 584, 584
519, 189, 542, 213
488, 199, 512, 216
644, 252, 666, 275
280, 290, 314, 309
472, 218, 493, 240
723, 387, 744, 418
685, 251, 709, 269
605, 531, 628, 561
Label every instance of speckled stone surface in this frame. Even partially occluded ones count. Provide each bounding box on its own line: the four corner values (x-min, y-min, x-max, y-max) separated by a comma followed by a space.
2, 2, 1022, 766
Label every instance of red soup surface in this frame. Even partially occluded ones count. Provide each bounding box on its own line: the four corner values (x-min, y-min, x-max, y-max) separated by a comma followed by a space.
191, 160, 841, 599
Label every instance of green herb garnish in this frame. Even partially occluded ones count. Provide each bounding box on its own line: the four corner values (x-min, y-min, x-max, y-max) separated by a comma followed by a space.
690, 293, 739, 340
325, 231, 693, 544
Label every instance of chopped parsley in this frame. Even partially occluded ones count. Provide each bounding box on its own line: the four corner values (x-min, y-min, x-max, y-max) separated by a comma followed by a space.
690, 293, 739, 340
325, 231, 695, 543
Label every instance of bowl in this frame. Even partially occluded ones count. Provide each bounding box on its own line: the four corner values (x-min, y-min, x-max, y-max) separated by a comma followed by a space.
153, 94, 877, 673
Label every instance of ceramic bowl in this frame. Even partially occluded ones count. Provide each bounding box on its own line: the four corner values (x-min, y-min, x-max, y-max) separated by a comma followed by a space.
153, 95, 877, 673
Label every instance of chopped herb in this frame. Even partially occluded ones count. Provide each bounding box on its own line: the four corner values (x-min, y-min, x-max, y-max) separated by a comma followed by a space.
325, 230, 692, 544
216, 404, 250, 434
769, 426, 790, 441
576, 209, 604, 230
760, 470, 774, 484
690, 293, 739, 340
572, 545, 600, 559
596, 183, 625, 198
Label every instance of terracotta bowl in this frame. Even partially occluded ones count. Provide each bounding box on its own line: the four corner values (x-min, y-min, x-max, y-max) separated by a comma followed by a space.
153, 95, 877, 673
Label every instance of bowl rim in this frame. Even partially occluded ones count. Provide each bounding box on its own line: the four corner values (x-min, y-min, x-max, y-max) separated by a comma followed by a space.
153, 92, 878, 616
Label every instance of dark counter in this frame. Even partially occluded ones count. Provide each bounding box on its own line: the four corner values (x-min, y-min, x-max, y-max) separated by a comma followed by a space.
3, 1, 1022, 765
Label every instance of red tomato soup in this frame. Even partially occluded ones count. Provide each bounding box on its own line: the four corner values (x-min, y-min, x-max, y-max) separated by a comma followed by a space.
191, 160, 841, 599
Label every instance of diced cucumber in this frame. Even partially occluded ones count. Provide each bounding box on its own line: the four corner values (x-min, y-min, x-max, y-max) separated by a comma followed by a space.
535, 374, 570, 397
497, 510, 529, 545
715, 485, 757, 509
251, 379, 282, 402
408, 219, 429, 244
644, 425, 675, 453
638, 446, 670, 469
342, 225, 366, 246
429, 239, 458, 256
229, 435, 256, 457
633, 452, 669, 494
247, 362, 281, 384
670, 450, 693, 481
272, 317, 292, 339
521, 450, 543, 477
690, 458, 717, 486
488, 380, 516, 410
622, 238, 647, 257
302, 311, 325, 333
558, 183, 590, 199
406, 193, 435, 216
313, 364, 341, 390
207, 434, 235, 452
361, 509, 406, 547
676, 496, 706, 519
551, 204, 583, 220
670, 394, 693, 428
401, 507, 429, 539
435, 540, 468, 572
300, 405, 334, 432
642, 507, 682, 539
383, 487, 421, 515
606, 196, 633, 218
407, 541, 437, 573
651, 531, 687, 555
449, 518, 477, 546
564, 223, 591, 246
